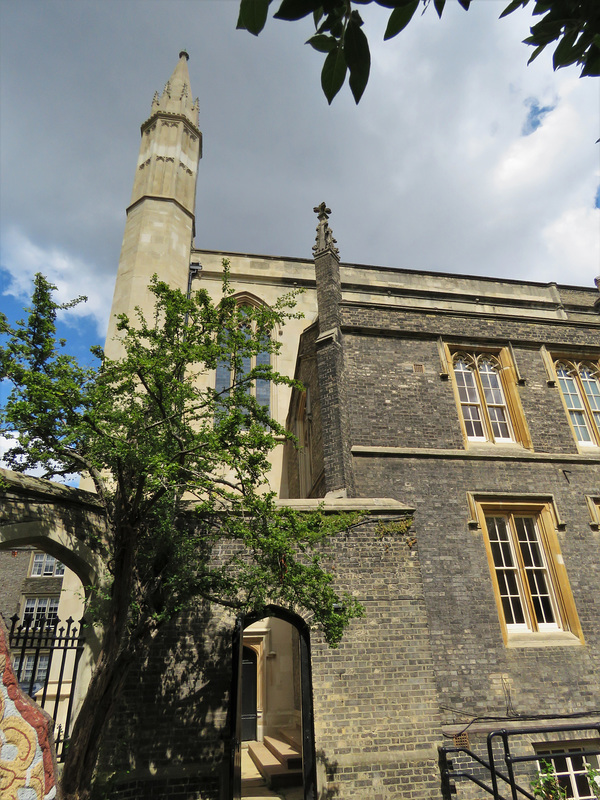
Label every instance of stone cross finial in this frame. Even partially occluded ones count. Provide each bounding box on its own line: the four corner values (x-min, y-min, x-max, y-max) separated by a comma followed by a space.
313, 202, 339, 258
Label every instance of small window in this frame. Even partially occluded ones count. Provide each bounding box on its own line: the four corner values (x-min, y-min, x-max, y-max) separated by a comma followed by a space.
535, 742, 600, 799
23, 597, 60, 627
13, 653, 50, 693
554, 359, 600, 446
447, 348, 531, 447
31, 552, 65, 577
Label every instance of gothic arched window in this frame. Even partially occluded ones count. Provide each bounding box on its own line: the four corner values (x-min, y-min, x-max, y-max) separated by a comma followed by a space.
214, 297, 272, 418
555, 360, 600, 446
452, 352, 514, 443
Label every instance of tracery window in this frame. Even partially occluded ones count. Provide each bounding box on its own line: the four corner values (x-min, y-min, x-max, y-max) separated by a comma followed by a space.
452, 352, 514, 443
554, 359, 600, 446
214, 300, 271, 417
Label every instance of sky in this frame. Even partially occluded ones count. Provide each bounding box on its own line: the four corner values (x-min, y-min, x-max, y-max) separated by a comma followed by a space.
1, 0, 599, 354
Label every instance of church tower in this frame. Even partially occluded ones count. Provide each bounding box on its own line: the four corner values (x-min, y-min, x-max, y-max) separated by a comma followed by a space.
105, 51, 202, 357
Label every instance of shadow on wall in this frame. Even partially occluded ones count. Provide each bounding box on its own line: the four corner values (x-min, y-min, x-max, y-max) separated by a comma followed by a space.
93, 600, 234, 800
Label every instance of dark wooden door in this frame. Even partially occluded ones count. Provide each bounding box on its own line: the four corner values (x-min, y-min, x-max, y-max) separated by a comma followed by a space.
241, 646, 257, 741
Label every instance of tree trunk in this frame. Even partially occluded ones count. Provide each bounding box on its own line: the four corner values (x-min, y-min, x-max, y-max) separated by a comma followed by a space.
61, 520, 139, 800
60, 644, 135, 800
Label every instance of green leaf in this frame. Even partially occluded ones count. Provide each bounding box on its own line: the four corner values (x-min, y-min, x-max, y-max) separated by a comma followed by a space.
499, 0, 527, 19
581, 49, 600, 77
456, 0, 471, 10
321, 44, 347, 104
274, 0, 321, 21
384, 0, 419, 40
526, 43, 545, 64
433, 0, 446, 19
552, 28, 579, 69
344, 20, 371, 103
374, 0, 404, 7
306, 33, 336, 53
237, 0, 272, 34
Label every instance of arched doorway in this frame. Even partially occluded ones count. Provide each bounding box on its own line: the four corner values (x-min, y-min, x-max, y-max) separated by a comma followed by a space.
230, 607, 316, 800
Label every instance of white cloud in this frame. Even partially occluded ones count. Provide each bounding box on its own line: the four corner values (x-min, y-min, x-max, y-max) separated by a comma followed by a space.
540, 206, 600, 285
0, 434, 80, 487
1, 227, 112, 336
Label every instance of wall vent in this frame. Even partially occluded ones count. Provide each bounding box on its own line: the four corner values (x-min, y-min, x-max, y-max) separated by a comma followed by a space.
453, 732, 470, 749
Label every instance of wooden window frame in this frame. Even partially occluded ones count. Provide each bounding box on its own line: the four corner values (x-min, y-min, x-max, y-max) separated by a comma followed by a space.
469, 495, 583, 646
30, 552, 65, 578
535, 741, 600, 800
22, 596, 60, 627
445, 344, 532, 448
552, 357, 600, 449
586, 496, 600, 530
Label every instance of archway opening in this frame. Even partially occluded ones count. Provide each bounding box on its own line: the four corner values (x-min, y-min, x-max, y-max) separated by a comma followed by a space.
232, 607, 316, 800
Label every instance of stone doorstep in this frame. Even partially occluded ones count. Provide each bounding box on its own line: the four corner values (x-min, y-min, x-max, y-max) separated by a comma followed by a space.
248, 741, 302, 789
241, 748, 264, 788
263, 735, 302, 770
277, 726, 302, 751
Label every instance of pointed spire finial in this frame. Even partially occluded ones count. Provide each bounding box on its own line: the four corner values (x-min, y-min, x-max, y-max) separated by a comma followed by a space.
150, 51, 199, 128
313, 202, 339, 258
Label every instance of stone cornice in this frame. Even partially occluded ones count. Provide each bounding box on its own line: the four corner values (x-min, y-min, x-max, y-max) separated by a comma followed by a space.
126, 194, 195, 222
140, 110, 201, 138
351, 446, 600, 464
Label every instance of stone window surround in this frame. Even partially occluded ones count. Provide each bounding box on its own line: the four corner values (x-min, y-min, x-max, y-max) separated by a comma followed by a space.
440, 341, 532, 450
213, 292, 277, 418
467, 493, 584, 648
548, 354, 600, 450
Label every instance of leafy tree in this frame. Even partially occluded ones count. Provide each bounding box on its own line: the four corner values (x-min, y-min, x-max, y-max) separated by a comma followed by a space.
237, 0, 600, 103
0, 267, 363, 800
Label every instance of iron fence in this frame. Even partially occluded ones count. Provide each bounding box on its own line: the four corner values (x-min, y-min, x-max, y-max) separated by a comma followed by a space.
9, 612, 86, 760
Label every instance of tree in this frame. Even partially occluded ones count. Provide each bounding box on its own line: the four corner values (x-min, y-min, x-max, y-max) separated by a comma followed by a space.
237, 0, 600, 103
0, 266, 363, 800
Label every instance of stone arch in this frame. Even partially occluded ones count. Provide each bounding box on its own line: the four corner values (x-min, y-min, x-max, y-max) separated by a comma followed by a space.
0, 520, 103, 593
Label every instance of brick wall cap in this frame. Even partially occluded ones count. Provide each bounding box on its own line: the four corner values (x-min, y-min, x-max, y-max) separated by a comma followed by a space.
274, 497, 413, 514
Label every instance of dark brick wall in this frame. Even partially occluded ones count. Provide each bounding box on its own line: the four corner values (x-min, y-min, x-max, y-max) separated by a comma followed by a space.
353, 456, 600, 721
0, 548, 31, 624
96, 515, 447, 800
344, 335, 463, 450
95, 602, 235, 800
309, 517, 442, 800
340, 304, 598, 349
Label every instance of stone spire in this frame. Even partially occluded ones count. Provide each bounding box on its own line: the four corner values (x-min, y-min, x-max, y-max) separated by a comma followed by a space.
149, 50, 199, 128
313, 202, 340, 259
104, 52, 202, 362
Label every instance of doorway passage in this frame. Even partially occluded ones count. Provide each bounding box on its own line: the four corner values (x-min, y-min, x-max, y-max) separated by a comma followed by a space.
235, 609, 316, 799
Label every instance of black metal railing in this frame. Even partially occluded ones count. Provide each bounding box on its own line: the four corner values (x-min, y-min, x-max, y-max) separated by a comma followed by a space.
9, 612, 86, 760
439, 722, 600, 800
